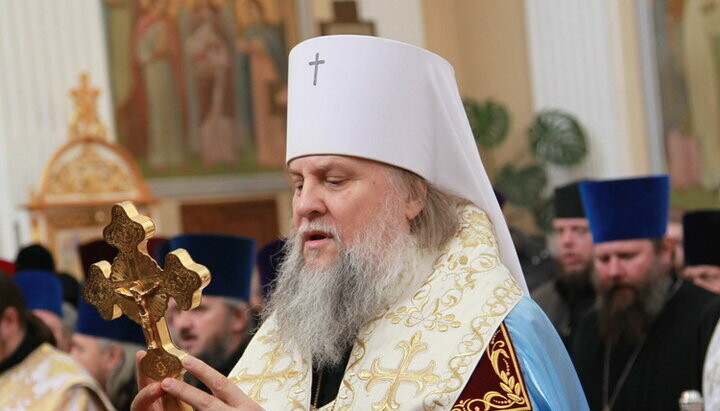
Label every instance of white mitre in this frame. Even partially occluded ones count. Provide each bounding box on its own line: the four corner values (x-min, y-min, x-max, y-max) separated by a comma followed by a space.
286, 35, 528, 294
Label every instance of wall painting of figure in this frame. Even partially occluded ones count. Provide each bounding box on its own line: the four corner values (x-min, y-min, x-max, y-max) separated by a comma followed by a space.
103, 0, 297, 178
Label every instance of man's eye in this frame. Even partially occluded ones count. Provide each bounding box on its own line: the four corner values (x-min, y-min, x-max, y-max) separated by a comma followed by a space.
327, 179, 345, 187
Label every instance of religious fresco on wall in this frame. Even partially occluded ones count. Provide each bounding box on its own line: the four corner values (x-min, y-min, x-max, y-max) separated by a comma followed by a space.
652, 0, 720, 208
103, 0, 297, 178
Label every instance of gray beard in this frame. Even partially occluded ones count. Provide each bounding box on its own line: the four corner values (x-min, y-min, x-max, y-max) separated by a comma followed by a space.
264, 220, 420, 369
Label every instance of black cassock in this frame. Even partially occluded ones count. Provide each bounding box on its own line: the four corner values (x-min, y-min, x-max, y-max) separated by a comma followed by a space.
570, 279, 720, 411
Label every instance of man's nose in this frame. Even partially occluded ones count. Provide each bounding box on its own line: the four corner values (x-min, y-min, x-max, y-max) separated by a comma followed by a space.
560, 230, 574, 246
171, 310, 192, 330
293, 181, 327, 219
606, 256, 624, 278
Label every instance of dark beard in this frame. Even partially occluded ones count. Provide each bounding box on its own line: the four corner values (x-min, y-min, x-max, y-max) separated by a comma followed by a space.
597, 263, 671, 347
185, 334, 232, 391
197, 335, 232, 370
556, 263, 595, 303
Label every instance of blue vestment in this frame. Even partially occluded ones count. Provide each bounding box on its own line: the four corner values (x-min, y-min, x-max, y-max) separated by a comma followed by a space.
505, 296, 589, 410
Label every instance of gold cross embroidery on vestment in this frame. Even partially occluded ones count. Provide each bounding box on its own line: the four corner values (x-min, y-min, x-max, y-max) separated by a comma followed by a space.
358, 331, 441, 410
230, 346, 300, 403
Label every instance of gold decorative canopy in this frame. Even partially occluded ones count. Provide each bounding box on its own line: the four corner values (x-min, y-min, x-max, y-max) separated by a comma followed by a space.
27, 73, 155, 278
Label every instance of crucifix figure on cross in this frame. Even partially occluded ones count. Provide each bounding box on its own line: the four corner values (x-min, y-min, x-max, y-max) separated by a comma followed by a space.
81, 202, 211, 381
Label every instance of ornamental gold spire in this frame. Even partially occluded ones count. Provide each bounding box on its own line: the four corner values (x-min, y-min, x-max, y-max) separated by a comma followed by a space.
68, 73, 106, 140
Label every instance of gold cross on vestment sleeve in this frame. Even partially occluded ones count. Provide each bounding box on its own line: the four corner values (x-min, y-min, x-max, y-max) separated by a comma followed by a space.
81, 201, 211, 380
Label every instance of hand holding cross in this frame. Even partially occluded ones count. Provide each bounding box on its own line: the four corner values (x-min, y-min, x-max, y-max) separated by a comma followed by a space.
81, 202, 211, 381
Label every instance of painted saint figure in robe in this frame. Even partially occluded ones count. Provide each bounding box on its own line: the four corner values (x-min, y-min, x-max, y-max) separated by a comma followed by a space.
183, 0, 239, 167
237, 0, 288, 168
133, 0, 188, 170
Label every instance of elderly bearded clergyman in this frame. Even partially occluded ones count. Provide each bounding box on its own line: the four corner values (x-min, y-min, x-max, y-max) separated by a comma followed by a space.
132, 35, 588, 410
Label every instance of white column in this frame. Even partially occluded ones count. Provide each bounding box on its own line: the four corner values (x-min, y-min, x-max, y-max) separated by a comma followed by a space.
524, 0, 651, 185
0, 120, 17, 260
0, 0, 114, 259
634, 0, 666, 173
296, 0, 318, 40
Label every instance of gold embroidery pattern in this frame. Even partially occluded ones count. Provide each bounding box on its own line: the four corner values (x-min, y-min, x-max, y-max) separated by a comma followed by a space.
334, 316, 379, 411
231, 203, 523, 410
358, 332, 441, 410
424, 279, 522, 409
230, 332, 301, 404
385, 206, 500, 332
333, 340, 365, 411
287, 355, 310, 411
451, 324, 531, 411
0, 344, 109, 410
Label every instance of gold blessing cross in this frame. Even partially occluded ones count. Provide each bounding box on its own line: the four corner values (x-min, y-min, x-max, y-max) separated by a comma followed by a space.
81, 202, 210, 380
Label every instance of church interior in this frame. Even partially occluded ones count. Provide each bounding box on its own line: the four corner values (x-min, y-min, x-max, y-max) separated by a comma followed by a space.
3, 0, 708, 270
2, 1, 720, 409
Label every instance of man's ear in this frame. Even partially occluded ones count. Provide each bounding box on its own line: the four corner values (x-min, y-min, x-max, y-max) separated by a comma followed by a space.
102, 343, 124, 374
404, 183, 427, 221
658, 236, 674, 267
229, 305, 249, 333
0, 307, 20, 340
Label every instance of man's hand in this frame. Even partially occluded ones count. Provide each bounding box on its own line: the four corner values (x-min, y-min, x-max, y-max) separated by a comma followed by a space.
132, 351, 263, 411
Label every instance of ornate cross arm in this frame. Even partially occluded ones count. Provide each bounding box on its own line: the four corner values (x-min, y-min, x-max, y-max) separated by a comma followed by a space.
81, 201, 211, 380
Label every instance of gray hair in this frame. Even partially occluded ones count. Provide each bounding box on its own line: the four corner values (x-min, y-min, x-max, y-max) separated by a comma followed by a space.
99, 339, 143, 408
220, 296, 249, 312
386, 167, 462, 250
220, 296, 254, 335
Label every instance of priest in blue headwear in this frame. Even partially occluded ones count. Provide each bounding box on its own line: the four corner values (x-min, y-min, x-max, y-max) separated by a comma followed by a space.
571, 176, 720, 411
132, 35, 586, 411
72, 239, 146, 411
73, 298, 145, 411
14, 265, 67, 351
164, 233, 256, 394
15, 244, 81, 352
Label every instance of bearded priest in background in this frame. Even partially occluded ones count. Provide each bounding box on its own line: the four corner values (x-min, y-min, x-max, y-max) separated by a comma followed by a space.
132, 35, 587, 411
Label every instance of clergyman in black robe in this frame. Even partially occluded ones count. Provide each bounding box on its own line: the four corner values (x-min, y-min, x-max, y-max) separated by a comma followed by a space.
570, 176, 720, 410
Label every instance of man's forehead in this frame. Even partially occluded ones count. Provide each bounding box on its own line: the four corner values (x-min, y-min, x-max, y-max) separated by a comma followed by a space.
287, 155, 390, 174
199, 294, 227, 307
553, 217, 589, 227
595, 238, 653, 252
73, 332, 100, 345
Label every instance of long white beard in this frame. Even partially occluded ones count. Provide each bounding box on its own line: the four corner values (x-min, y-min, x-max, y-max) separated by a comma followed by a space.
265, 215, 420, 369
